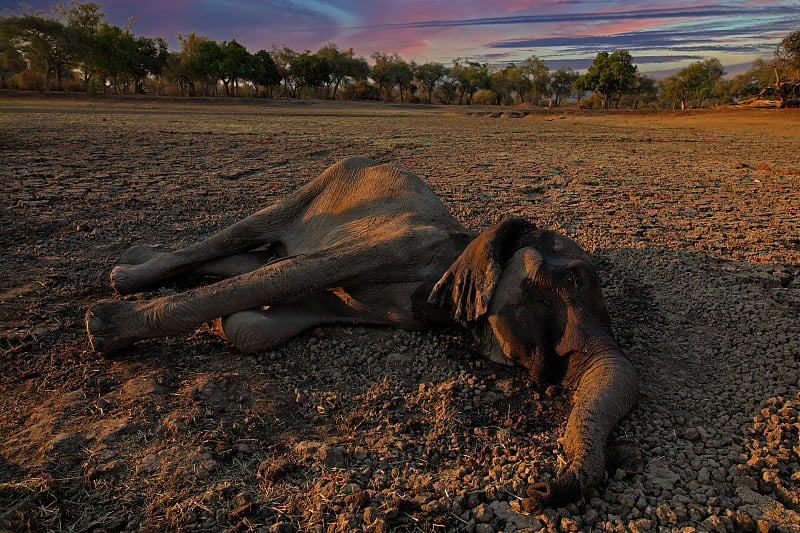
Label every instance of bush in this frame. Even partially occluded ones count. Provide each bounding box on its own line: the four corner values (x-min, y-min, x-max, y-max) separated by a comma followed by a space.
342, 80, 380, 100
13, 70, 45, 91
473, 89, 494, 105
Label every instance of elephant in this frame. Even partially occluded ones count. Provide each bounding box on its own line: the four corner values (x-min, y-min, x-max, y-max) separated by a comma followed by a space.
86, 156, 638, 508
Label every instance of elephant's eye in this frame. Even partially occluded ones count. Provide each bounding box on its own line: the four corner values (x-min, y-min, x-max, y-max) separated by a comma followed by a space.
567, 271, 583, 289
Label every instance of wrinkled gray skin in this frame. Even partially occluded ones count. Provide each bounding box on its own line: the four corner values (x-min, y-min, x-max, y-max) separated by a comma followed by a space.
87, 156, 638, 508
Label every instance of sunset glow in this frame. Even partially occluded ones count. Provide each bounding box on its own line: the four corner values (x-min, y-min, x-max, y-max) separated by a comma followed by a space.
2, 0, 798, 75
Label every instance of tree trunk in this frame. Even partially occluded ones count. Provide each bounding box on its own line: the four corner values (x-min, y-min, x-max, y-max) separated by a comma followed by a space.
774, 66, 788, 106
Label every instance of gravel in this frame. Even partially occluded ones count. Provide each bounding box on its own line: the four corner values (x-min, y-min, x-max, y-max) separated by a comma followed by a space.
0, 97, 799, 532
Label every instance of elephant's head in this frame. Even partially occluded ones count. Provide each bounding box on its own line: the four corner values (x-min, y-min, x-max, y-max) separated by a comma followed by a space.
429, 218, 638, 507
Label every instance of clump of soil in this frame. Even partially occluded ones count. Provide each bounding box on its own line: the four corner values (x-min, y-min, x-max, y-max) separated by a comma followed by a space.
1, 98, 799, 532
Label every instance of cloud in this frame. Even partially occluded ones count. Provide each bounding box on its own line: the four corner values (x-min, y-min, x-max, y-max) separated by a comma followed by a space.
360, 4, 793, 31
489, 23, 788, 56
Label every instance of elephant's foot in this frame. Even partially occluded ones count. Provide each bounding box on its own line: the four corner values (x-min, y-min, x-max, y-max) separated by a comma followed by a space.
86, 299, 144, 354
111, 245, 166, 294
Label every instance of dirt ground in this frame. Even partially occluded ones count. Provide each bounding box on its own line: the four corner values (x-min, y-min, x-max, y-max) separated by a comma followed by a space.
1, 95, 799, 533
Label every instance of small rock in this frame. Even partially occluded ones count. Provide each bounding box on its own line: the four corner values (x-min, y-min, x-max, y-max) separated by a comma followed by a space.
386, 352, 414, 366
560, 517, 579, 531
735, 510, 757, 532
257, 458, 296, 481
685, 427, 701, 441
473, 503, 494, 522
756, 520, 775, 533
656, 504, 678, 526
702, 515, 726, 533
295, 441, 348, 468
363, 506, 378, 524
628, 518, 653, 533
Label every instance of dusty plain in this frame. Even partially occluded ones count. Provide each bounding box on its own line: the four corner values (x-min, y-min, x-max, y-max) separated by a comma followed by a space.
1, 96, 799, 532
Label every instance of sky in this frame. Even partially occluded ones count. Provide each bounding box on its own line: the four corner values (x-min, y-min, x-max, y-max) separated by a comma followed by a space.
4, 0, 799, 77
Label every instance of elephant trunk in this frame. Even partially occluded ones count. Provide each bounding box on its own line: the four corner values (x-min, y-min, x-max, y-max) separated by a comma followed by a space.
528, 347, 639, 507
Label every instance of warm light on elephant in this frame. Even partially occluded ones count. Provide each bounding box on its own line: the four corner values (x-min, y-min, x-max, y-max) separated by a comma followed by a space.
86, 156, 638, 508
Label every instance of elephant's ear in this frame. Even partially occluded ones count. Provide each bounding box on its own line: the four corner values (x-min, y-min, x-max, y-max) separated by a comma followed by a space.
428, 218, 535, 323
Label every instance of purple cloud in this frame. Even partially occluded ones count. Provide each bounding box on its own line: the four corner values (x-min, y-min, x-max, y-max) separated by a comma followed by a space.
1, 0, 796, 73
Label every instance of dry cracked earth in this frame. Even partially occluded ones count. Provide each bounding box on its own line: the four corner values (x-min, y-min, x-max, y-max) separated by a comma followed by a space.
1, 95, 799, 533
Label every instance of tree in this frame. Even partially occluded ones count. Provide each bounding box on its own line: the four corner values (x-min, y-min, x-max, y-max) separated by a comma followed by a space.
167, 32, 208, 96
549, 66, 579, 107
130, 35, 167, 93
53, 1, 105, 89
521, 55, 549, 104
414, 61, 446, 103
503, 63, 531, 104
662, 58, 724, 109
730, 58, 773, 101
370, 52, 392, 101
6, 14, 78, 91
271, 45, 297, 97
291, 51, 330, 97
250, 50, 281, 97
433, 76, 458, 104
217, 39, 252, 96
451, 59, 489, 105
0, 17, 26, 88
86, 22, 167, 94
575, 50, 638, 108
489, 68, 512, 105
770, 29, 800, 105
371, 52, 413, 102
628, 73, 657, 109
317, 43, 369, 99
88, 23, 119, 91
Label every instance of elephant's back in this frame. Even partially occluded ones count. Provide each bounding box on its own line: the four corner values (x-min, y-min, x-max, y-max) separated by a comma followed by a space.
303, 157, 462, 231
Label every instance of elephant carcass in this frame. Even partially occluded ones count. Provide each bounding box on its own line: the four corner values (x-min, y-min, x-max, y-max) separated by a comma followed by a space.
86, 156, 638, 507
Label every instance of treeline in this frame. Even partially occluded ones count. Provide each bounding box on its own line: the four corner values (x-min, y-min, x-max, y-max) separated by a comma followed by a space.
1, 2, 799, 108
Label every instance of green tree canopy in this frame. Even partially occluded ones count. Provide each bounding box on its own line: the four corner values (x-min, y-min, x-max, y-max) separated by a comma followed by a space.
549, 66, 579, 107
371, 52, 413, 102
414, 61, 446, 103
317, 43, 369, 99
5, 13, 79, 90
216, 39, 252, 96
521, 55, 549, 104
730, 58, 773, 100
450, 59, 490, 105
271, 45, 298, 97
250, 49, 281, 97
662, 58, 724, 109
291, 51, 330, 96
575, 50, 638, 108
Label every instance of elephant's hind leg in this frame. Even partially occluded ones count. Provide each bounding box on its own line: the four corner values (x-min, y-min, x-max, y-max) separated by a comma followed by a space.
210, 300, 366, 353
87, 239, 412, 354
110, 195, 309, 295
